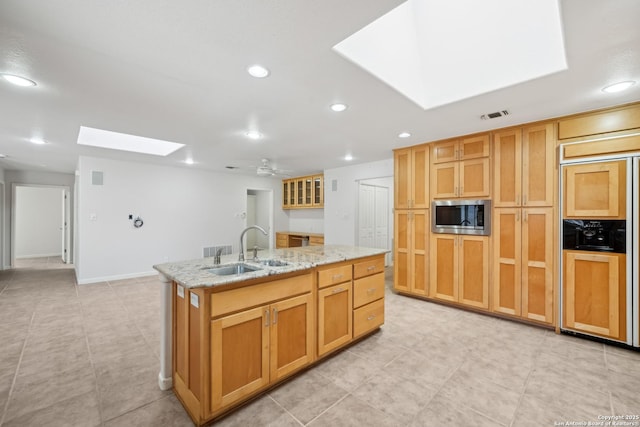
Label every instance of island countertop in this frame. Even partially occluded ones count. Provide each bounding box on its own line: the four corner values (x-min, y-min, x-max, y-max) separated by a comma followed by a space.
153, 244, 388, 289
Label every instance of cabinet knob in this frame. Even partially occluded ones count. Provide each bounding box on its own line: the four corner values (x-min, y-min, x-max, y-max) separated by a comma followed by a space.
264, 309, 270, 327
367, 315, 376, 321
332, 287, 345, 294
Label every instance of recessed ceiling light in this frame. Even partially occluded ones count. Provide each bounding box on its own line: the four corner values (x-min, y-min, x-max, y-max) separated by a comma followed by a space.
0, 154, 7, 158
330, 103, 348, 112
344, 154, 353, 161
245, 131, 262, 140
184, 158, 195, 165
398, 132, 411, 138
30, 138, 48, 145
602, 81, 636, 93
77, 126, 185, 156
247, 65, 270, 78
1, 73, 37, 87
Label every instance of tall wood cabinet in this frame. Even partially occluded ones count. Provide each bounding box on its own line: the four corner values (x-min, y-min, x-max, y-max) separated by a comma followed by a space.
492, 123, 555, 325
394, 210, 429, 296
394, 145, 429, 209
431, 134, 490, 199
429, 234, 489, 309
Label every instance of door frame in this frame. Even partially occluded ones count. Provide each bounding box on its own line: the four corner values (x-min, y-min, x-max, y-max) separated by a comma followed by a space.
10, 183, 72, 267
355, 177, 393, 266
245, 188, 274, 250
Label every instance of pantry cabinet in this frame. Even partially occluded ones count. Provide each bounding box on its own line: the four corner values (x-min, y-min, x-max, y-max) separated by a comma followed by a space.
492, 208, 554, 324
493, 123, 554, 207
563, 251, 626, 341
394, 210, 429, 296
430, 234, 489, 309
563, 160, 626, 219
394, 145, 429, 209
431, 134, 490, 199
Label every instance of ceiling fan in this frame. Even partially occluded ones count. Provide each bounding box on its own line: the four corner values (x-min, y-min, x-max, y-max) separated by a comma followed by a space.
255, 159, 291, 177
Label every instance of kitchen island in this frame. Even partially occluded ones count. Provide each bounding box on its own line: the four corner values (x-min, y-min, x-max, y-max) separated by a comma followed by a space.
154, 245, 387, 426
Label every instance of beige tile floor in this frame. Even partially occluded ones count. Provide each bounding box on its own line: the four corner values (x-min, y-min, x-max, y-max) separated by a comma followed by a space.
1, 258, 639, 426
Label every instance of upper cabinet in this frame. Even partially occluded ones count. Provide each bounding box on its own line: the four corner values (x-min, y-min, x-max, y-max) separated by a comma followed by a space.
394, 145, 429, 209
563, 160, 626, 219
282, 174, 324, 209
494, 123, 555, 207
431, 134, 490, 199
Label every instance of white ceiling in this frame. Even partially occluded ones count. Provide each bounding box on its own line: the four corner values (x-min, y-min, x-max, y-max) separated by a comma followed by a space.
0, 0, 639, 177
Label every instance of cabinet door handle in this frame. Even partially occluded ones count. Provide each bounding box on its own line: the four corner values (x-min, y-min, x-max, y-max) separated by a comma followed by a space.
272, 308, 278, 324
367, 315, 376, 321
524, 211, 528, 222
367, 266, 376, 272
523, 195, 527, 206
265, 309, 270, 327
454, 186, 458, 197
516, 194, 521, 205
332, 287, 345, 294
367, 287, 377, 294
516, 210, 520, 222
332, 274, 343, 281
460, 186, 463, 195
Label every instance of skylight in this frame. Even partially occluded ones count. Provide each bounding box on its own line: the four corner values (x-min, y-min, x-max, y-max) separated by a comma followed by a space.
333, 0, 567, 110
77, 126, 185, 156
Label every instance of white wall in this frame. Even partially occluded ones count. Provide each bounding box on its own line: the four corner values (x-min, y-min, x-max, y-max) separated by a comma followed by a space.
2, 170, 75, 269
76, 156, 287, 284
324, 158, 394, 245
15, 186, 63, 258
286, 209, 324, 234
0, 166, 4, 269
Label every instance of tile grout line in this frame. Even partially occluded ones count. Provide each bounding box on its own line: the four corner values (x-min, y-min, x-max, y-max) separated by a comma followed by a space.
0, 310, 36, 427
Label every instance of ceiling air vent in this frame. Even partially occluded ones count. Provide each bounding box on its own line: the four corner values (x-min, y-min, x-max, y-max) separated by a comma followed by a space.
480, 110, 509, 120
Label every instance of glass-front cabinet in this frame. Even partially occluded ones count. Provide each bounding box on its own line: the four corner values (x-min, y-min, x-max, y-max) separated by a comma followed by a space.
282, 174, 324, 209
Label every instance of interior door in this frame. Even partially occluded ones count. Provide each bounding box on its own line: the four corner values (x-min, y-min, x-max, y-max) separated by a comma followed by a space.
358, 184, 375, 248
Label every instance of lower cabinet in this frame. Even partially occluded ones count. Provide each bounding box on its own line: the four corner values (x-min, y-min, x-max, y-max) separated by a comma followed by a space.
210, 293, 313, 411
492, 208, 554, 324
430, 234, 489, 309
394, 210, 429, 296
317, 282, 352, 356
563, 250, 627, 341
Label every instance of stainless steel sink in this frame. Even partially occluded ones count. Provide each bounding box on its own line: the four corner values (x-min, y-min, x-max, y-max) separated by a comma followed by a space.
259, 259, 289, 267
204, 263, 262, 276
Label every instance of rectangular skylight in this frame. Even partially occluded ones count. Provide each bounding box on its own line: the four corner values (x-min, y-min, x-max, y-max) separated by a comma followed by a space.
77, 126, 185, 156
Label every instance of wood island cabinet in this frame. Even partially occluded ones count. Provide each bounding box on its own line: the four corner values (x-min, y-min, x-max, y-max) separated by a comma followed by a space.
563, 160, 626, 219
431, 134, 490, 199
394, 145, 429, 209
429, 234, 489, 309
492, 208, 554, 324
563, 250, 626, 341
493, 124, 554, 207
393, 210, 429, 296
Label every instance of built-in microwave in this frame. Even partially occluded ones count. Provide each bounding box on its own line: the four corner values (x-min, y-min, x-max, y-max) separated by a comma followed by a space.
431, 200, 491, 236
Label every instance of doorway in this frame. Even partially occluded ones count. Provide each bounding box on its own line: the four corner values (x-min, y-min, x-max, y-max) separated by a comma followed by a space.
357, 178, 393, 266
11, 184, 72, 268
246, 189, 273, 250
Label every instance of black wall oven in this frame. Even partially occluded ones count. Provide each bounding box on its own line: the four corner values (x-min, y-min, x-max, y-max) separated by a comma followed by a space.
432, 200, 491, 236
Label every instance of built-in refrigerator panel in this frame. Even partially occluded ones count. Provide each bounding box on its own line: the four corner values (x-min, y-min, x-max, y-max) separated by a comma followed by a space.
634, 157, 639, 347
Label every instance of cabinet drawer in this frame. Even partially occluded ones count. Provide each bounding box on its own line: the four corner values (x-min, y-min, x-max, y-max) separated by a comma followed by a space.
211, 274, 312, 318
276, 237, 288, 249
353, 298, 384, 339
353, 257, 385, 279
353, 273, 384, 308
317, 264, 352, 289
309, 236, 324, 246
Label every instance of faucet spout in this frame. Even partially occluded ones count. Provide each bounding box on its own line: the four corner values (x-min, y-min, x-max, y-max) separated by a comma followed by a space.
239, 225, 268, 262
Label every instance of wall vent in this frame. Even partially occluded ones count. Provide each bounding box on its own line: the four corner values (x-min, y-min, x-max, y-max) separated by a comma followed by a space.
480, 110, 509, 120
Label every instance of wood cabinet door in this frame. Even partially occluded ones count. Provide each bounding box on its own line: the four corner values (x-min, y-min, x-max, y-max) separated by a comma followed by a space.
318, 282, 353, 356
460, 134, 490, 160
304, 177, 313, 206
460, 158, 490, 198
429, 234, 457, 302
493, 129, 522, 207
411, 210, 429, 296
564, 251, 626, 341
282, 181, 289, 208
394, 148, 411, 209
523, 123, 554, 207
289, 179, 296, 207
393, 210, 410, 293
522, 208, 554, 324
210, 306, 270, 410
564, 160, 626, 218
431, 162, 458, 199
492, 208, 522, 316
411, 145, 430, 209
269, 294, 314, 381
312, 175, 324, 206
459, 236, 489, 309
431, 139, 458, 163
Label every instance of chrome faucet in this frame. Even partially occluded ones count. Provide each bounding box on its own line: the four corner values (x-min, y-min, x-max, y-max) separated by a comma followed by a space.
213, 247, 223, 265
239, 225, 268, 262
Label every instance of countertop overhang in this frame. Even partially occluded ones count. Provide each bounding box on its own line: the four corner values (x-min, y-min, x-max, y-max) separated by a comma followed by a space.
153, 245, 388, 289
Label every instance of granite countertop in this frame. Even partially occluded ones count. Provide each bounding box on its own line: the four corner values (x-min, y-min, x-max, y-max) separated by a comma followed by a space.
153, 245, 387, 289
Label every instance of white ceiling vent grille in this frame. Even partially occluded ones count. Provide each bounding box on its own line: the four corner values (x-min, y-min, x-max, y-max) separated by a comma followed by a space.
480, 110, 510, 120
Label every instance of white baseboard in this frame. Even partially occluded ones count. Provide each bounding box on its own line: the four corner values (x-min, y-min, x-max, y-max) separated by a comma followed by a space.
16, 253, 62, 259
77, 270, 158, 285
